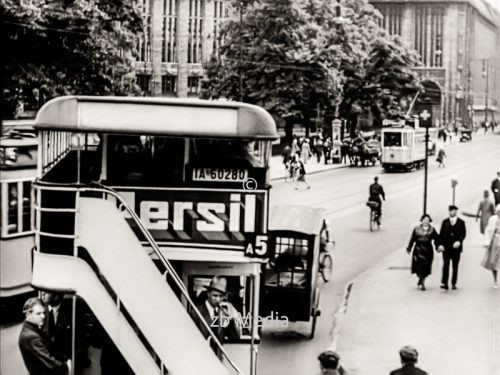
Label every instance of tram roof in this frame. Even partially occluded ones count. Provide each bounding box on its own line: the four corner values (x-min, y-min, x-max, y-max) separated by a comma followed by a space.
34, 96, 279, 139
269, 205, 327, 235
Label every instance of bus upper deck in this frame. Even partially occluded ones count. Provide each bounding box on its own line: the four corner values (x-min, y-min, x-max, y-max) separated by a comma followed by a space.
35, 96, 277, 187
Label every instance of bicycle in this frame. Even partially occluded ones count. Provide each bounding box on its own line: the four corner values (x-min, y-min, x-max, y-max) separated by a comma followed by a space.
366, 201, 380, 231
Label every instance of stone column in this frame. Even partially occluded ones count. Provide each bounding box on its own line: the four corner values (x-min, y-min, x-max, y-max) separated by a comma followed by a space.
202, 0, 215, 61
442, 5, 459, 126
151, 0, 164, 96
176, 0, 189, 97
401, 5, 415, 50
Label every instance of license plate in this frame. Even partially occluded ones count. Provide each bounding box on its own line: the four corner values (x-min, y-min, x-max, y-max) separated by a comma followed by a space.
192, 168, 248, 182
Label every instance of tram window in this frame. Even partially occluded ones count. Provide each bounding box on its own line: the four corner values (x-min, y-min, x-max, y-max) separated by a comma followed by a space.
190, 139, 268, 168
7, 183, 19, 234
22, 181, 32, 231
0, 145, 36, 168
266, 237, 308, 289
383, 132, 402, 147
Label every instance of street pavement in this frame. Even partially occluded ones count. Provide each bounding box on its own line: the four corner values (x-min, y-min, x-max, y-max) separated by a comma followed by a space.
1, 131, 499, 375
335, 226, 500, 375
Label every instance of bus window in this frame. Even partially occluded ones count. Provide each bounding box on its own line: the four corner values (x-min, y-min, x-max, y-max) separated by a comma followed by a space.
190, 139, 269, 168
106, 135, 185, 185
22, 181, 32, 231
383, 132, 402, 147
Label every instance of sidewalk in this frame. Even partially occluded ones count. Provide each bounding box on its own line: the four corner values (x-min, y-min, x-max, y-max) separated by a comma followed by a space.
335, 224, 500, 375
269, 155, 348, 181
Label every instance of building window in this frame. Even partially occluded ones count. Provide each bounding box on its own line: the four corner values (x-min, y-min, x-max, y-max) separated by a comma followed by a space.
187, 76, 201, 96
162, 75, 177, 95
414, 6, 444, 67
139, 0, 152, 62
213, 0, 228, 54
188, 0, 203, 63
162, 0, 177, 63
136, 75, 152, 94
376, 5, 403, 36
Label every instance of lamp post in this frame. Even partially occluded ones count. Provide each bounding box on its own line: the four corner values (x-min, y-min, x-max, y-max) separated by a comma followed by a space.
482, 59, 489, 126
419, 105, 431, 215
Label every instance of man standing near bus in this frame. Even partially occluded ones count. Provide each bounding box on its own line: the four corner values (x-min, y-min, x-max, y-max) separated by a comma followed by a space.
18, 297, 70, 375
369, 177, 386, 225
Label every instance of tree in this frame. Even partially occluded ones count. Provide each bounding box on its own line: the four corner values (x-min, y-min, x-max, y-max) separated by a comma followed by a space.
1, 0, 143, 118
201, 0, 342, 142
361, 35, 421, 128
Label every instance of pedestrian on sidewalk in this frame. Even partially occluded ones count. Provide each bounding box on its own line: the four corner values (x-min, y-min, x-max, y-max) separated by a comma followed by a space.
476, 190, 495, 234
317, 350, 347, 375
482, 204, 500, 289
436, 147, 446, 168
437, 205, 467, 290
491, 170, 500, 206
301, 138, 312, 163
389, 346, 427, 375
294, 155, 310, 190
407, 214, 439, 291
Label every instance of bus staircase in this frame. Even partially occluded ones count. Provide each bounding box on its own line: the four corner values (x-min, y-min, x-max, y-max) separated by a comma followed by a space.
31, 182, 242, 375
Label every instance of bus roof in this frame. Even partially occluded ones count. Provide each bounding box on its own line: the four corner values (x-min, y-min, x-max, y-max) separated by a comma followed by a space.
269, 205, 327, 235
34, 96, 279, 140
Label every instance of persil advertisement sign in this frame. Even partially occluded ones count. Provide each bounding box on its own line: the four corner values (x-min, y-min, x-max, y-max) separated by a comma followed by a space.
115, 188, 267, 248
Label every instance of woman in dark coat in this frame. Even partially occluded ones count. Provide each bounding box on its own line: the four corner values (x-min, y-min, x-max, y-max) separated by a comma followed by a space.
407, 214, 439, 290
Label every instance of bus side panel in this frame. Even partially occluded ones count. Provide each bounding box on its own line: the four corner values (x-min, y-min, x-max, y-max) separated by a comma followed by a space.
0, 236, 34, 297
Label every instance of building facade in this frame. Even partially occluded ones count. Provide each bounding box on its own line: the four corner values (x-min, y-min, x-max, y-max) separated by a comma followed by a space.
134, 0, 230, 98
371, 0, 500, 128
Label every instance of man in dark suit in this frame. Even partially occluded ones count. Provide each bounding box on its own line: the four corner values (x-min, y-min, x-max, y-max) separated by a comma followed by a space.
389, 346, 427, 375
41, 291, 91, 373
18, 297, 70, 375
437, 205, 467, 290
196, 276, 242, 344
491, 171, 500, 205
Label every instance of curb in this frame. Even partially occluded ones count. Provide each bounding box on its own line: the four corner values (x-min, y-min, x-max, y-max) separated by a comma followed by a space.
328, 281, 354, 351
270, 163, 350, 182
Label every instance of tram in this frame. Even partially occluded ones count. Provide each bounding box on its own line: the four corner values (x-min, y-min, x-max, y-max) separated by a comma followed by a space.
0, 120, 37, 305
31, 96, 278, 375
381, 118, 437, 171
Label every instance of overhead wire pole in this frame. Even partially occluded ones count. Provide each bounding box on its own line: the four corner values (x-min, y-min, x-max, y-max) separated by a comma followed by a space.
423, 121, 429, 215
239, 2, 244, 102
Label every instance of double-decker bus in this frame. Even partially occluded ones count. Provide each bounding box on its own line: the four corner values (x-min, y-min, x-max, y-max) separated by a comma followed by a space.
0, 121, 37, 309
31, 96, 278, 375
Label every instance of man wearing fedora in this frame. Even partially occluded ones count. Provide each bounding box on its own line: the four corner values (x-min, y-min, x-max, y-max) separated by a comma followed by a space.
196, 276, 242, 344
437, 205, 467, 290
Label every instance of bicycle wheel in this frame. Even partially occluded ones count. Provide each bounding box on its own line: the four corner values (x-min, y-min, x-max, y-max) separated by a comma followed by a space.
319, 253, 333, 282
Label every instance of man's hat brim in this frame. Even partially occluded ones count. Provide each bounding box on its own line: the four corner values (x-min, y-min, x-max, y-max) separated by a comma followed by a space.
205, 285, 227, 294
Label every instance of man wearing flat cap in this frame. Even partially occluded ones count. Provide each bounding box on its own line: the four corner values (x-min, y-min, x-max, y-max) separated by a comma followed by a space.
317, 350, 347, 374
389, 346, 427, 375
196, 276, 242, 345
437, 205, 467, 290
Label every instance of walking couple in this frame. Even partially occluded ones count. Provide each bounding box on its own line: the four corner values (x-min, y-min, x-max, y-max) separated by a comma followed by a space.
406, 205, 466, 291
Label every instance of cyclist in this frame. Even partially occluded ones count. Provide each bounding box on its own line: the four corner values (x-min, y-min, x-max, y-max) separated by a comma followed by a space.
368, 176, 385, 225
294, 155, 311, 190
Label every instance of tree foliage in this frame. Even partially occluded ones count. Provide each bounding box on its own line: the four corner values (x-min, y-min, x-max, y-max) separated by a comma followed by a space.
1, 0, 143, 118
202, 0, 421, 136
